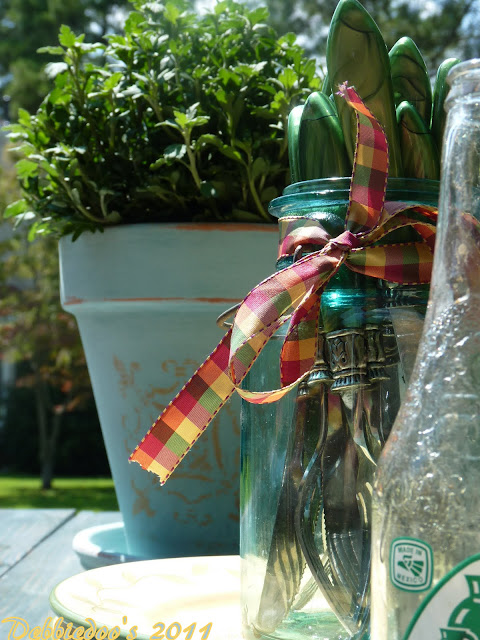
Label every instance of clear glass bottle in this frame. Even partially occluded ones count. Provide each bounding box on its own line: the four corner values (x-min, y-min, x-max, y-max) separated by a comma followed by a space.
371, 59, 480, 640
240, 178, 439, 640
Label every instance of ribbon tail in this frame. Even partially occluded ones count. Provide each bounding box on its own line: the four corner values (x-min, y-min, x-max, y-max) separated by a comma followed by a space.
338, 83, 389, 235
280, 291, 320, 386
129, 329, 236, 485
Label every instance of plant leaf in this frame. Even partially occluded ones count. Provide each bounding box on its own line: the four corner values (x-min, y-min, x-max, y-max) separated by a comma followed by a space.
16, 159, 39, 180
200, 181, 218, 198
164, 144, 187, 160
37, 45, 65, 55
278, 68, 298, 91
45, 62, 69, 79
173, 110, 188, 128
251, 157, 267, 181
4, 200, 30, 219
164, 2, 181, 24
58, 25, 77, 48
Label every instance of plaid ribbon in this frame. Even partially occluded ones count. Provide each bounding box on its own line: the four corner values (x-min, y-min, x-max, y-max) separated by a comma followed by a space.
130, 83, 438, 484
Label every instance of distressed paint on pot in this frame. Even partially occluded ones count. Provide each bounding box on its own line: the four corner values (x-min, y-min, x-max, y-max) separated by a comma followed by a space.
59, 223, 277, 559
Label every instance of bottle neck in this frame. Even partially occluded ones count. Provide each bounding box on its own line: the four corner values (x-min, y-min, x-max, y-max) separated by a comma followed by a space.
427, 97, 480, 321
406, 88, 480, 401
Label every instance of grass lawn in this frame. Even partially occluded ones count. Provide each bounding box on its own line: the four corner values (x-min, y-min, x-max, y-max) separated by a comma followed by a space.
0, 475, 119, 511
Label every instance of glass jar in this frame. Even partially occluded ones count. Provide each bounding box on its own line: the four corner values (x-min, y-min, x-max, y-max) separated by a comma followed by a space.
240, 178, 439, 640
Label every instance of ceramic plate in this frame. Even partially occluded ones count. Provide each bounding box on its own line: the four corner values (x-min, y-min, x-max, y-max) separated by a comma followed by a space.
72, 522, 141, 570
50, 555, 241, 640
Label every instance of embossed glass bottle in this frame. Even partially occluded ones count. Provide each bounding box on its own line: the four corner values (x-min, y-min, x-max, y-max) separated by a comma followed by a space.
240, 178, 438, 640
371, 60, 480, 640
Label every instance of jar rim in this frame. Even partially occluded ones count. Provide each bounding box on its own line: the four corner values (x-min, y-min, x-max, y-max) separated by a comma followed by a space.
447, 58, 480, 86
281, 176, 440, 196
269, 177, 439, 219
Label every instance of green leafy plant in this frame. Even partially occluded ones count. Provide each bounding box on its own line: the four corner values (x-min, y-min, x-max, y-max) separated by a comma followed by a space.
5, 0, 320, 238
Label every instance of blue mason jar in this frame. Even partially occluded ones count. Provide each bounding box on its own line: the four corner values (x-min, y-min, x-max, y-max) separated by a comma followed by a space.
240, 178, 439, 640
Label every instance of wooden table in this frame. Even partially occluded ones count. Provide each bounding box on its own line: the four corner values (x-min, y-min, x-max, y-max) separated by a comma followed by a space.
0, 509, 122, 632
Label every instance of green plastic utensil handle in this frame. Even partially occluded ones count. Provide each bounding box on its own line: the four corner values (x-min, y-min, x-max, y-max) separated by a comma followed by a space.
288, 104, 304, 184
431, 58, 461, 150
326, 0, 403, 177
389, 36, 432, 126
298, 92, 349, 180
397, 101, 439, 180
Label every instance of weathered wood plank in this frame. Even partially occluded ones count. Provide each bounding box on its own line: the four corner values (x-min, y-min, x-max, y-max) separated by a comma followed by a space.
0, 510, 121, 630
0, 509, 75, 578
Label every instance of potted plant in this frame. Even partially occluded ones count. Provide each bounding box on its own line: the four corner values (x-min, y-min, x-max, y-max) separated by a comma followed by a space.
4, 0, 321, 561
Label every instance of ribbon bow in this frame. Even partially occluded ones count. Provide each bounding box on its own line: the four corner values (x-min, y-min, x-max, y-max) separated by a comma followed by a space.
130, 84, 438, 484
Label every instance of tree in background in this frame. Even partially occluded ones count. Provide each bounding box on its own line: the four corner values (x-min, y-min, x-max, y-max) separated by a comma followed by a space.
0, 0, 130, 118
0, 0, 129, 486
0, 211, 94, 489
250, 0, 480, 70
2, 0, 478, 118
0, 0, 129, 485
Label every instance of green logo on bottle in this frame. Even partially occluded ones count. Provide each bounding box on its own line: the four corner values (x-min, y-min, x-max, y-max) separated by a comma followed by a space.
439, 575, 480, 639
390, 537, 433, 592
403, 554, 480, 640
